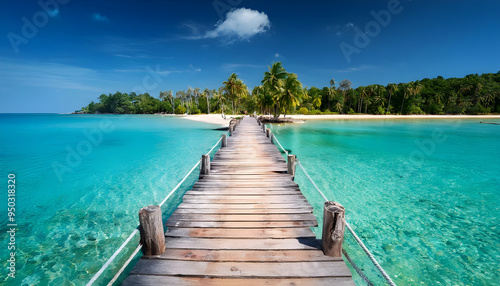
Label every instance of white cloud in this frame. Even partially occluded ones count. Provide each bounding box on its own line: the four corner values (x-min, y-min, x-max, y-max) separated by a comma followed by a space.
204, 8, 270, 40
275, 53, 280, 58
93, 13, 109, 22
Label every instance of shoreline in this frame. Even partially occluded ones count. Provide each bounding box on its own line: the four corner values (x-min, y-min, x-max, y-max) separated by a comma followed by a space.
179, 114, 239, 127
181, 113, 500, 126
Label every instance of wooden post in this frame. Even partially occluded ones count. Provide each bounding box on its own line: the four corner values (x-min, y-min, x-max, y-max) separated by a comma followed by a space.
257, 120, 261, 126
266, 128, 270, 138
221, 134, 227, 148
270, 133, 274, 144
321, 201, 345, 257
262, 123, 266, 132
200, 154, 210, 177
287, 154, 296, 180
139, 205, 165, 256
229, 125, 233, 136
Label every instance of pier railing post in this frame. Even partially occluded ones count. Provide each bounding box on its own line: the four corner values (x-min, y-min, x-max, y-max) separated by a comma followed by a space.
287, 154, 296, 180
270, 133, 274, 144
321, 201, 345, 257
257, 119, 261, 126
200, 154, 210, 177
262, 123, 266, 132
221, 134, 227, 148
266, 128, 270, 138
139, 205, 165, 256
229, 125, 233, 136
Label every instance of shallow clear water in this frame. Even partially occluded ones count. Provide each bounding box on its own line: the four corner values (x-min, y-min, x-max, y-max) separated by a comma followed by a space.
269, 119, 500, 285
0, 114, 224, 285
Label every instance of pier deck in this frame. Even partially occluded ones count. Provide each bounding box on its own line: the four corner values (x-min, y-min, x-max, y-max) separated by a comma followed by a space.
123, 117, 354, 285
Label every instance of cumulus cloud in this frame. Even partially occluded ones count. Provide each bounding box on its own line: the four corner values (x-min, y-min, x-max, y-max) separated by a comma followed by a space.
93, 13, 109, 22
205, 8, 270, 40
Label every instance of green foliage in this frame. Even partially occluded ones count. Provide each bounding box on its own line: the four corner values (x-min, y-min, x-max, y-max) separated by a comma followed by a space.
174, 105, 187, 114
79, 71, 500, 116
299, 107, 308, 115
309, 109, 321, 115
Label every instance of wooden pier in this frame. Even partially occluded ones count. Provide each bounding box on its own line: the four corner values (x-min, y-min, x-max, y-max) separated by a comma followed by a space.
123, 117, 354, 285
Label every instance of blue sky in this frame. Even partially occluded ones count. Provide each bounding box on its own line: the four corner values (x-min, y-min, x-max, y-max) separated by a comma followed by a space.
1, 0, 499, 113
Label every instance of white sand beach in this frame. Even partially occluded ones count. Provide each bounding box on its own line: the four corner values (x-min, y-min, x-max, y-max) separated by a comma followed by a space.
182, 113, 500, 126
180, 114, 240, 127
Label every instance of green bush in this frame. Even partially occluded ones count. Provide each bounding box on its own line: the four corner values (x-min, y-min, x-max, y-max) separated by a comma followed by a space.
309, 109, 321, 115
298, 107, 308, 115
348, 108, 356, 115
174, 106, 187, 114
376, 106, 385, 115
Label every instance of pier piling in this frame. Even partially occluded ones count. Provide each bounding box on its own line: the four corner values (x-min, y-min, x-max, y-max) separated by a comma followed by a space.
321, 201, 346, 257
138, 205, 165, 256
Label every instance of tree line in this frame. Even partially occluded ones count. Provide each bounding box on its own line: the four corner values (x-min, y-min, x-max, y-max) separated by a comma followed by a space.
78, 63, 500, 115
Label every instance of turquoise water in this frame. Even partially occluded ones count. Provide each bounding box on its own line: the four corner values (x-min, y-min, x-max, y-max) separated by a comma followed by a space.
0, 114, 224, 285
270, 119, 500, 285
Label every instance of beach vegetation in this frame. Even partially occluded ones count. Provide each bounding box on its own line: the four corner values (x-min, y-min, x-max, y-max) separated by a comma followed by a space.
78, 71, 500, 116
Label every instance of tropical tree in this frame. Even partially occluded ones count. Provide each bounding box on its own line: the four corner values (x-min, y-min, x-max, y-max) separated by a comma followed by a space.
223, 73, 248, 114
328, 79, 336, 111
281, 73, 304, 116
262, 62, 288, 119
387, 83, 398, 113
400, 83, 412, 114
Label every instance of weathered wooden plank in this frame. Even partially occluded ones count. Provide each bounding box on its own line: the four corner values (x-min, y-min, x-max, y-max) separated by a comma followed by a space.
123, 276, 355, 286
167, 213, 318, 222
163, 237, 322, 250
186, 190, 301, 196
176, 203, 313, 210
183, 194, 305, 200
165, 227, 316, 239
173, 208, 312, 215
181, 198, 308, 204
198, 174, 293, 180
154, 249, 342, 262
165, 220, 318, 228
129, 260, 353, 278
124, 117, 353, 284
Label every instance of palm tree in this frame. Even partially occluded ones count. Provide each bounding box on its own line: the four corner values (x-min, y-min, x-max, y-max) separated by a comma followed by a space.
281, 73, 304, 116
410, 81, 423, 105
400, 83, 411, 114
213, 86, 227, 118
203, 88, 211, 114
339, 79, 352, 112
312, 96, 321, 110
262, 62, 287, 119
387, 83, 398, 113
328, 79, 336, 111
223, 73, 248, 114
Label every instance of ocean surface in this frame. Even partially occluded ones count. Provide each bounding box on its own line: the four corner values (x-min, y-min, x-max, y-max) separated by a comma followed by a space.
0, 114, 225, 285
269, 118, 500, 285
1, 115, 499, 285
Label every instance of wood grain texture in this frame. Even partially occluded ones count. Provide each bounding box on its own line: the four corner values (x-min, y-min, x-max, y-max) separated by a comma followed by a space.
123, 117, 353, 284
